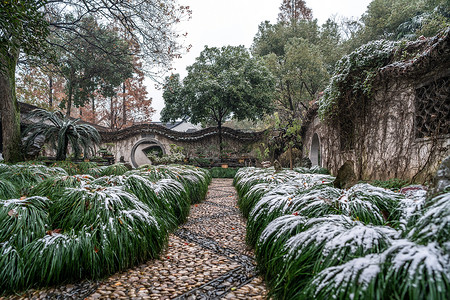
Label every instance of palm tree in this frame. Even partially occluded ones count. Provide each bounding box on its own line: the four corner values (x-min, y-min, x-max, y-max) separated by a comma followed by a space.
23, 109, 101, 160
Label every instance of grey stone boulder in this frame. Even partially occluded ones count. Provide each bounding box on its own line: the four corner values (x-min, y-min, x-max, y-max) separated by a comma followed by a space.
427, 156, 450, 199
333, 160, 358, 189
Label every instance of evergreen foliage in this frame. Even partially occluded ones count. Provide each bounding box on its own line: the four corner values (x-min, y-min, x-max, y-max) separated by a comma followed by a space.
234, 167, 449, 299
22, 109, 101, 160
0, 163, 210, 293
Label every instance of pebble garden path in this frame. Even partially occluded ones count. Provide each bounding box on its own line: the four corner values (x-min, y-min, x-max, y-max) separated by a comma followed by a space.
4, 179, 267, 300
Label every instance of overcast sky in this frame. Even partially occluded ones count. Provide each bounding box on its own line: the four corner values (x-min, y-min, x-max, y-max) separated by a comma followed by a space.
148, 0, 373, 121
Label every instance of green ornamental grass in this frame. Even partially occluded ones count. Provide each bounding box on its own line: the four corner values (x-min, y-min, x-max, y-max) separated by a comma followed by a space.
0, 163, 211, 294
0, 196, 51, 249
234, 167, 449, 299
0, 242, 25, 291
0, 178, 19, 199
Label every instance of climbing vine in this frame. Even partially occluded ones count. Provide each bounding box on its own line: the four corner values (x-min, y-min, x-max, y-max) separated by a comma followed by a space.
318, 40, 400, 120
311, 30, 450, 183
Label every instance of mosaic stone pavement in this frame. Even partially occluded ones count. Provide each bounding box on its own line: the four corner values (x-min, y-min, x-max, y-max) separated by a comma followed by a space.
3, 179, 267, 300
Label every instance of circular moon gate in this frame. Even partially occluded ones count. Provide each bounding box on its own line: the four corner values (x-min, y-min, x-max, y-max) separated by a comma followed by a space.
130, 138, 166, 168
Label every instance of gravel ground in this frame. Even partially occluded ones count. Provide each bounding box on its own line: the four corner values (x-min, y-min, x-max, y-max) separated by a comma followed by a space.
1, 178, 268, 300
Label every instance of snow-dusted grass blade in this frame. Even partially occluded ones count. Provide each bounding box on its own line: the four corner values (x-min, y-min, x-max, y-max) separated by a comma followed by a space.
123, 175, 177, 229
0, 242, 25, 292
408, 192, 449, 249
315, 224, 398, 272
0, 178, 19, 200
90, 208, 168, 276
86, 166, 104, 178
397, 186, 427, 233
153, 178, 190, 224
288, 184, 341, 217
334, 183, 404, 226
235, 168, 335, 218
270, 215, 356, 299
247, 184, 340, 247
0, 163, 210, 293
301, 254, 384, 300
30, 175, 94, 200
0, 164, 67, 193
255, 215, 308, 282
237, 168, 448, 299
246, 182, 301, 246
23, 231, 85, 286
382, 240, 449, 300
239, 182, 277, 218
92, 175, 128, 187
99, 163, 129, 176
168, 165, 211, 204
130, 164, 211, 205
50, 184, 153, 231
0, 196, 51, 249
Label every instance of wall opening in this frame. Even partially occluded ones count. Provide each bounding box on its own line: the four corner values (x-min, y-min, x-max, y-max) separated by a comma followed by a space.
130, 138, 166, 168
310, 133, 321, 166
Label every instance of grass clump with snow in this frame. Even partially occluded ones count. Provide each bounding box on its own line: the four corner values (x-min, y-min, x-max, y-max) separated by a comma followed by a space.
0, 163, 210, 293
234, 167, 449, 299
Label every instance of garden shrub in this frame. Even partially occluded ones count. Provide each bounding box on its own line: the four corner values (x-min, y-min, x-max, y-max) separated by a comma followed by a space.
234, 167, 449, 299
370, 178, 410, 190
209, 167, 239, 178
0, 163, 210, 293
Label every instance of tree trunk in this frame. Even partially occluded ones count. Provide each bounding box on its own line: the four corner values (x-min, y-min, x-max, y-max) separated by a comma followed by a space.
218, 121, 223, 159
66, 66, 74, 117
49, 75, 53, 108
0, 46, 23, 162
122, 82, 126, 125
57, 136, 69, 161
110, 96, 114, 129
288, 144, 293, 170
92, 98, 96, 123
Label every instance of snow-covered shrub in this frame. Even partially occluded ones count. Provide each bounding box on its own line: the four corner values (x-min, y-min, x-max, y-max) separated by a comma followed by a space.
302, 254, 384, 300
0, 241, 24, 291
86, 163, 129, 177
256, 215, 308, 279
235, 167, 333, 218
0, 163, 210, 293
23, 230, 85, 285
98, 163, 129, 176
382, 240, 449, 300
334, 183, 403, 226
0, 163, 67, 193
132, 164, 211, 204
234, 167, 305, 201
247, 184, 339, 246
408, 192, 450, 249
296, 240, 449, 300
0, 196, 51, 249
30, 174, 94, 200
0, 178, 18, 200
270, 216, 357, 298
235, 167, 447, 299
315, 224, 398, 271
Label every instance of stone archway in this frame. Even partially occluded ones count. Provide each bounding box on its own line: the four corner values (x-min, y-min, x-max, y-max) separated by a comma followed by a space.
130, 138, 166, 168
310, 133, 321, 166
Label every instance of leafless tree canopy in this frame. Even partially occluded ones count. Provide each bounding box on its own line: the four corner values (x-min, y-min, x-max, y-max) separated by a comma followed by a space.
278, 0, 313, 23
43, 0, 191, 79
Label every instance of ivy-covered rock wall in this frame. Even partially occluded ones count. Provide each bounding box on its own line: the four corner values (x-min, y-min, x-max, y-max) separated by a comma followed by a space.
303, 30, 450, 183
